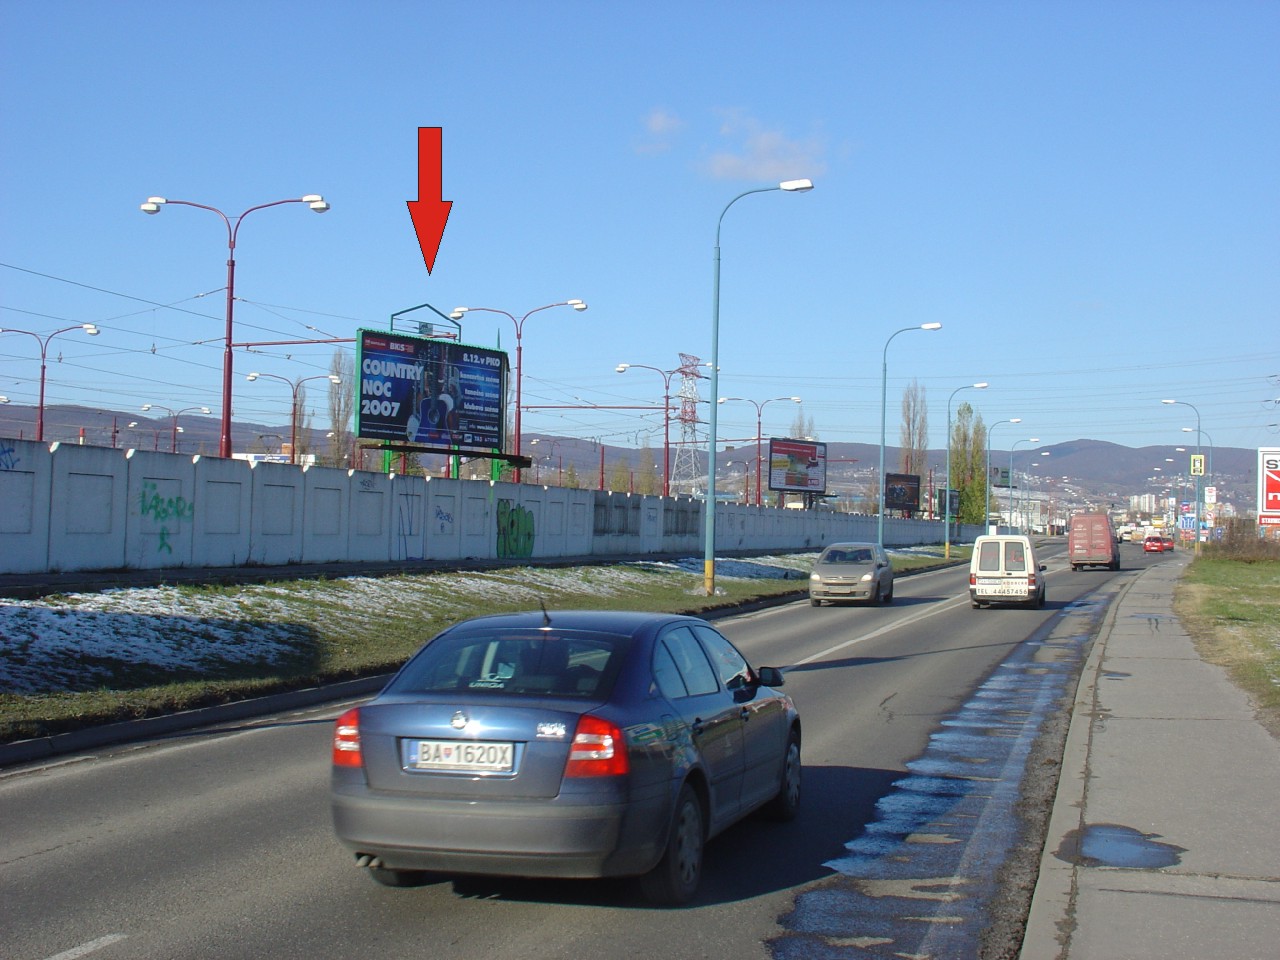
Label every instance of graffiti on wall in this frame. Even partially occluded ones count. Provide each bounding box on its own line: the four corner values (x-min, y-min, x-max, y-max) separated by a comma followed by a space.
0, 444, 19, 471
497, 499, 535, 559
138, 478, 196, 554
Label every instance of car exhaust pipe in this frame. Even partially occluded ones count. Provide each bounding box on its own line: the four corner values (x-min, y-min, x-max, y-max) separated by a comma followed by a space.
355, 854, 383, 869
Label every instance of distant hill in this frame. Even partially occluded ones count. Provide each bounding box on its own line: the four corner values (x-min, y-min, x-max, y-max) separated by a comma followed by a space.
0, 404, 1259, 509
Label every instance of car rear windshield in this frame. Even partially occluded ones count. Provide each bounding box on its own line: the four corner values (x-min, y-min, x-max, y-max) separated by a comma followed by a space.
388, 628, 629, 699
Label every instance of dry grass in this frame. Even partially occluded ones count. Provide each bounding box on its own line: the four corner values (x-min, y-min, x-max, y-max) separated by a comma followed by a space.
1174, 552, 1280, 739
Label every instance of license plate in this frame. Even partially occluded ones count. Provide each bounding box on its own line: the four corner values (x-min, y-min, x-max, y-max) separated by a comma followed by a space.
977, 582, 1029, 597
411, 739, 514, 772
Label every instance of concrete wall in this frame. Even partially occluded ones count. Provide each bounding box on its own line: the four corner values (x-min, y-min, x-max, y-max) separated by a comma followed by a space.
0, 443, 985, 576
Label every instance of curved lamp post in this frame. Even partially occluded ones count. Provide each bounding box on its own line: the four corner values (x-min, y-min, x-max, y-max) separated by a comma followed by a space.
985, 418, 1022, 528
246, 372, 342, 465
529, 437, 563, 485
141, 194, 330, 458
0, 323, 100, 441
451, 301, 586, 483
704, 178, 813, 596
140, 403, 212, 453
1009, 438, 1040, 528
877, 323, 942, 547
1162, 399, 1203, 550
718, 395, 802, 506
616, 362, 678, 497
944, 381, 987, 558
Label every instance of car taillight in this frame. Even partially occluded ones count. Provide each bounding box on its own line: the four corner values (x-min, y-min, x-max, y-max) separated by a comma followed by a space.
332, 707, 363, 768
969, 573, 976, 585
564, 714, 629, 777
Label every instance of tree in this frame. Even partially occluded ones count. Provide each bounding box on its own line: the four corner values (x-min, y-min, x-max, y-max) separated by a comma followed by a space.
899, 379, 928, 478
608, 453, 631, 492
563, 462, 581, 489
635, 436, 660, 495
789, 406, 816, 440
950, 402, 989, 524
327, 350, 355, 468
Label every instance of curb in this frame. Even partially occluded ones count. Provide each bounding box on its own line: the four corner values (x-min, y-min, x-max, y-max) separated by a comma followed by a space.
0, 673, 392, 769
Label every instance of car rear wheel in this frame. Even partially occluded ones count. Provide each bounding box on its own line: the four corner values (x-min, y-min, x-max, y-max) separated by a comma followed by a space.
810, 597, 821, 606
640, 784, 704, 905
763, 731, 801, 822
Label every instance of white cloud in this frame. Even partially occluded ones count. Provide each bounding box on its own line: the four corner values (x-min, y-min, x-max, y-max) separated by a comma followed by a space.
704, 110, 827, 181
635, 107, 686, 154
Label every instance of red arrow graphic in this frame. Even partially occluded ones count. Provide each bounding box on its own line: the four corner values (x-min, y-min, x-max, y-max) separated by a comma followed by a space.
406, 127, 452, 274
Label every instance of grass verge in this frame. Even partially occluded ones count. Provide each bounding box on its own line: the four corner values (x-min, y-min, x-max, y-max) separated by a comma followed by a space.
1, 551, 958, 744
1174, 544, 1280, 739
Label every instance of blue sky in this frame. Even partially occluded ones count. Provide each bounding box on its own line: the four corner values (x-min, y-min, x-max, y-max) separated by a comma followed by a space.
2, 0, 1276, 459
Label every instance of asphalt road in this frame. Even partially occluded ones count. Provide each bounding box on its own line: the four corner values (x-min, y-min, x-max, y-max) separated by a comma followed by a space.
1, 542, 1161, 960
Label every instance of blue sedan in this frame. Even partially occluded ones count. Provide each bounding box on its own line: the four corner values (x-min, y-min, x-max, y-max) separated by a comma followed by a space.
331, 609, 801, 904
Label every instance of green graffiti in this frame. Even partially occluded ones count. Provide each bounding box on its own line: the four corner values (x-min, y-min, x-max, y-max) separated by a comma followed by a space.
496, 499, 535, 559
139, 479, 195, 555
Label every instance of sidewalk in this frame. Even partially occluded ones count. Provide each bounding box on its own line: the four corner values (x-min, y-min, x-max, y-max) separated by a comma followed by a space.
1021, 555, 1280, 960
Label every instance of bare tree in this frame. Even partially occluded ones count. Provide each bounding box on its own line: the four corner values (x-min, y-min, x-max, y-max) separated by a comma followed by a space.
899, 379, 928, 478
789, 406, 816, 440
327, 350, 355, 467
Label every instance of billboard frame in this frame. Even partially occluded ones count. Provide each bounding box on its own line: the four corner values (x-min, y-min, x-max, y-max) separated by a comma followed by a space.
767, 438, 827, 495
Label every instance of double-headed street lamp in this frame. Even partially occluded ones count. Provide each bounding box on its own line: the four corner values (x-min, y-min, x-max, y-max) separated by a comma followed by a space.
529, 437, 563, 485
616, 362, 679, 497
246, 372, 342, 465
1009, 438, 1040, 526
140, 403, 212, 453
704, 178, 813, 596
0, 323, 100, 441
985, 418, 1022, 527
141, 194, 330, 459
450, 301, 587, 483
1162, 399, 1204, 550
718, 395, 801, 506
877, 323, 943, 547
944, 381, 988, 558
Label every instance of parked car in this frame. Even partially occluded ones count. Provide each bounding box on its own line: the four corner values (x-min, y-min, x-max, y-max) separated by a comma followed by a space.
808, 541, 894, 605
1067, 511, 1119, 571
969, 534, 1047, 608
1143, 536, 1165, 553
331, 610, 801, 905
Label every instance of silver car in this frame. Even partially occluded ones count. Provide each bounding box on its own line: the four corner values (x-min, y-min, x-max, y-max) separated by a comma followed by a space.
809, 541, 894, 605
331, 610, 801, 905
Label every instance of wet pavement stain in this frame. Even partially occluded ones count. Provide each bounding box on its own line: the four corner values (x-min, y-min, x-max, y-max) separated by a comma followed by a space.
770, 629, 1092, 960
1054, 823, 1186, 869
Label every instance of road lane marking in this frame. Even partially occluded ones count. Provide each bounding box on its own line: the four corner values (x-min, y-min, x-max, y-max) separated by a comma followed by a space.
42, 934, 128, 960
792, 594, 973, 667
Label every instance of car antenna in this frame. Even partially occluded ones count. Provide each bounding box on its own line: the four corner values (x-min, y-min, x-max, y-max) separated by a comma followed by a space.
538, 599, 552, 627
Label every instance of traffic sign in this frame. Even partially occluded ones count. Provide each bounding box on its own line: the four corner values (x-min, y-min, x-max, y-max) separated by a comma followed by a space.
1191, 454, 1205, 476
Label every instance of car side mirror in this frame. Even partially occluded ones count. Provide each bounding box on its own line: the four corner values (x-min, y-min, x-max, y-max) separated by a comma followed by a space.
755, 666, 785, 688
1039, 563, 1047, 571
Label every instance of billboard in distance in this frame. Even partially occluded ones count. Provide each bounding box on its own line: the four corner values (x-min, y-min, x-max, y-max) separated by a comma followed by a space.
768, 438, 826, 494
1259, 448, 1280, 528
355, 329, 508, 450
884, 472, 921, 512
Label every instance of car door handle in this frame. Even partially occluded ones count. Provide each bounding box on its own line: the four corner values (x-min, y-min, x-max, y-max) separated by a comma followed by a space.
691, 719, 705, 737
740, 707, 751, 722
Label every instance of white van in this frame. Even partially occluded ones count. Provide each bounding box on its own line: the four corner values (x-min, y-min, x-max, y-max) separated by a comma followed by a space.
969, 534, 1046, 609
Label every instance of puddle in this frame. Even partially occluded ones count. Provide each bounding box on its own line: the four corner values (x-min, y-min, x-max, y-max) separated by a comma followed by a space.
1055, 823, 1185, 868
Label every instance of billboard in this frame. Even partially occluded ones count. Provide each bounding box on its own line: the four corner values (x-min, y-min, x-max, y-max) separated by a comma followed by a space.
884, 472, 921, 512
1259, 448, 1280, 527
767, 438, 826, 493
356, 329, 508, 450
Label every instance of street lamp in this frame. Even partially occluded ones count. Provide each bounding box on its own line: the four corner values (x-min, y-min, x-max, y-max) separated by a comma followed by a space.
1162, 399, 1203, 551
616, 362, 681, 497
705, 178, 813, 596
1009, 438, 1040, 528
985, 418, 1022, 529
140, 403, 212, 453
451, 300, 587, 483
717, 396, 801, 507
877, 323, 942, 547
0, 323, 100, 441
529, 438, 563, 485
246, 372, 342, 465
141, 194, 330, 458
944, 381, 988, 558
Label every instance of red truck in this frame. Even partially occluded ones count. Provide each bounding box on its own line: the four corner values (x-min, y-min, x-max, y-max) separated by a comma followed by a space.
1068, 512, 1120, 571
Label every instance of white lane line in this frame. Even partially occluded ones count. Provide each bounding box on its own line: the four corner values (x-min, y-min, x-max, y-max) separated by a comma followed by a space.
41, 934, 128, 960
792, 593, 972, 666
